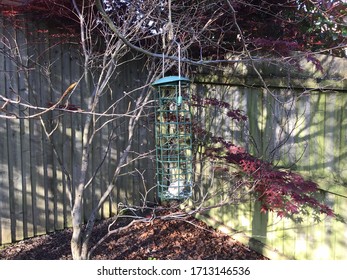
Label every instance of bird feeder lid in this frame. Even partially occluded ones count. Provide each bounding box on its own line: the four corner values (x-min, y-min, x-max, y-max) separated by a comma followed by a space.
152, 76, 190, 87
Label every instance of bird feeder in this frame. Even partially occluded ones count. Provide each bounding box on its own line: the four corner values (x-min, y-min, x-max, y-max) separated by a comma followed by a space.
152, 75, 193, 201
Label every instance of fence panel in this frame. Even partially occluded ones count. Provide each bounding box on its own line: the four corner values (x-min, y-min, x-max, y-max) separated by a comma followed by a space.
0, 16, 154, 245
194, 60, 347, 259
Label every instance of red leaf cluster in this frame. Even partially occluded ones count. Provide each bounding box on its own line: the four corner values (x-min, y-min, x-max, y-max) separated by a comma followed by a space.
192, 94, 336, 220
225, 143, 335, 219
0, 0, 80, 37
0, 0, 75, 18
191, 94, 247, 122
252, 38, 299, 57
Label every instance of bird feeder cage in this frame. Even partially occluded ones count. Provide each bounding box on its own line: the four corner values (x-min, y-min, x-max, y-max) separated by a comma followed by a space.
152, 76, 193, 201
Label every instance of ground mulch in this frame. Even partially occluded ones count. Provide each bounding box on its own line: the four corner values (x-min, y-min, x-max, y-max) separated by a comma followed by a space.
0, 209, 268, 260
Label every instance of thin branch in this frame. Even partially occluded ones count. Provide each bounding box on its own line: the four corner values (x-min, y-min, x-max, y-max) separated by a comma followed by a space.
0, 82, 78, 119
94, 0, 274, 67
87, 218, 150, 259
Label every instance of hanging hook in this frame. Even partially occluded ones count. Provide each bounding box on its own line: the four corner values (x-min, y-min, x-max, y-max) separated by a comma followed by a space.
162, 0, 182, 106
162, 0, 173, 78
175, 39, 182, 106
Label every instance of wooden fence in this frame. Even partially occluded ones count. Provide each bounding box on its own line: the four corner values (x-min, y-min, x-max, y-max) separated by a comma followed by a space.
1, 14, 347, 260
0, 16, 155, 245
194, 55, 347, 260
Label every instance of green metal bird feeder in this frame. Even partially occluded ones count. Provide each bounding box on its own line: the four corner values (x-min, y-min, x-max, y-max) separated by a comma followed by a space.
152, 75, 193, 201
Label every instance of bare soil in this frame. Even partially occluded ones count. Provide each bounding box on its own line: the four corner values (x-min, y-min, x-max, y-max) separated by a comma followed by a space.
0, 209, 268, 260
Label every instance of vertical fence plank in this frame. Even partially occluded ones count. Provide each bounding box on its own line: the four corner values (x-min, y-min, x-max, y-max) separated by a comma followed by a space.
5, 29, 24, 242
28, 57, 47, 237
17, 22, 32, 239
336, 93, 347, 180
261, 90, 274, 161
47, 38, 63, 233
229, 86, 242, 145
0, 16, 12, 245
25, 19, 40, 236
246, 87, 262, 156
324, 93, 336, 176
91, 108, 101, 220
57, 43, 73, 229
42, 30, 56, 234
294, 92, 310, 173
309, 93, 326, 177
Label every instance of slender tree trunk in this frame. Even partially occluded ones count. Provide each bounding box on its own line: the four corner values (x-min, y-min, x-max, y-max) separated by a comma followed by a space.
70, 129, 91, 260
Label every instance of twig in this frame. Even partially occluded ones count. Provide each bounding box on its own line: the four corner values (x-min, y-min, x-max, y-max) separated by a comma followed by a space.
88, 217, 151, 259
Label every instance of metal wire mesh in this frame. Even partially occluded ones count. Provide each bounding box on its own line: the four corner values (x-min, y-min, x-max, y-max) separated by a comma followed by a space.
153, 77, 193, 200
